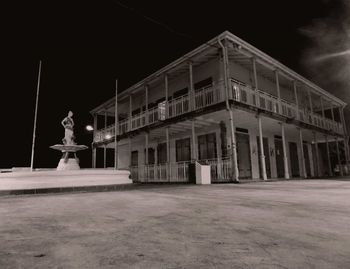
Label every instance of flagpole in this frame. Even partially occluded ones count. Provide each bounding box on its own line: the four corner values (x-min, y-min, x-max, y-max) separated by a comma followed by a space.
114, 79, 119, 170
30, 60, 42, 172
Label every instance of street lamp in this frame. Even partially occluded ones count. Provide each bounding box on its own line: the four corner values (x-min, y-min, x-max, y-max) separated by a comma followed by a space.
86, 125, 94, 131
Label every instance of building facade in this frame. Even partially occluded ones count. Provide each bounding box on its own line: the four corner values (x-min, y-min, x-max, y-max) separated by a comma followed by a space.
90, 31, 349, 183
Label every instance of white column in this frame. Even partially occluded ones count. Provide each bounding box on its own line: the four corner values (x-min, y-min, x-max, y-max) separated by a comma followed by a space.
335, 137, 343, 176
252, 57, 259, 107
189, 62, 195, 111
229, 109, 239, 182
92, 114, 98, 168
104, 111, 107, 168
128, 138, 132, 168
145, 132, 149, 181
191, 119, 197, 161
320, 97, 326, 127
114, 80, 119, 170
165, 74, 169, 118
275, 70, 282, 115
145, 85, 149, 125
325, 135, 333, 176
313, 132, 320, 177
299, 128, 307, 178
281, 123, 290, 179
293, 81, 299, 120
129, 94, 132, 130
307, 89, 313, 125
166, 127, 170, 181
258, 115, 267, 180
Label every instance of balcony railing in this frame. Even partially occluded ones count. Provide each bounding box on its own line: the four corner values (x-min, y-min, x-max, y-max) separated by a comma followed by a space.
130, 161, 190, 183
94, 79, 344, 143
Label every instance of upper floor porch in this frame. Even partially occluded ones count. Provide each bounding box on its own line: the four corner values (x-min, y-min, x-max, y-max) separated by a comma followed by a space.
93, 78, 345, 144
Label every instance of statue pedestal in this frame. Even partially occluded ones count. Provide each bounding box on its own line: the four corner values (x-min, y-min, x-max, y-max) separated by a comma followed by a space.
50, 145, 88, 171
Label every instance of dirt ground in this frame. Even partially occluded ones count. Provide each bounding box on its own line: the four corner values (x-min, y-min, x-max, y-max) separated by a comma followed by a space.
1, 180, 350, 269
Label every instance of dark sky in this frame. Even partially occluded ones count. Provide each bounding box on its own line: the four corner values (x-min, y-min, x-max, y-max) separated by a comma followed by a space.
2, 0, 349, 168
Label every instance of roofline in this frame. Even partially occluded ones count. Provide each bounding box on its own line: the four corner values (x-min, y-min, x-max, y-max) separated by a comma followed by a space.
91, 30, 345, 114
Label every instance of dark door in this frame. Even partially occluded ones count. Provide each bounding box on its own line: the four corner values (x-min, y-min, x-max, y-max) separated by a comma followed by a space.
257, 136, 271, 179
275, 139, 284, 178
131, 151, 138, 166
289, 142, 300, 177
303, 143, 311, 177
236, 133, 252, 179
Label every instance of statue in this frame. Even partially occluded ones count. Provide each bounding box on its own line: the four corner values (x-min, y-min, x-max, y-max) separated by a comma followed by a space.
61, 111, 76, 145
50, 111, 88, 170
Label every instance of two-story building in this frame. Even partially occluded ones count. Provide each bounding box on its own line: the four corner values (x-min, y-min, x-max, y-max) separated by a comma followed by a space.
90, 31, 349, 183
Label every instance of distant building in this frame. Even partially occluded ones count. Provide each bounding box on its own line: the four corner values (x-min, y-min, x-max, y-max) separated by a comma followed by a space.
90, 31, 349, 182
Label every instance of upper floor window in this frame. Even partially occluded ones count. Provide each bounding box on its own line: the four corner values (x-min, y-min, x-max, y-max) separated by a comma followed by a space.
195, 77, 213, 91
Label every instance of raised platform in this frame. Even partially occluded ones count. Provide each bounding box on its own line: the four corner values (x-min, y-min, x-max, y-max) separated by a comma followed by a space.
0, 169, 132, 195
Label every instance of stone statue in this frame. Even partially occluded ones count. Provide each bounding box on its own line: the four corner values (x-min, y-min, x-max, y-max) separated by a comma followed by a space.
61, 111, 75, 145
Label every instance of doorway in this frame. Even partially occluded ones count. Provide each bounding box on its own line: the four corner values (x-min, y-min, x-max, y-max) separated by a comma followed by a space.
236, 132, 252, 179
274, 138, 284, 178
289, 142, 300, 177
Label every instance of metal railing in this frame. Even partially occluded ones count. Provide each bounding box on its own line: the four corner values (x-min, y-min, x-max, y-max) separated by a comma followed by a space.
203, 158, 233, 183
130, 162, 190, 183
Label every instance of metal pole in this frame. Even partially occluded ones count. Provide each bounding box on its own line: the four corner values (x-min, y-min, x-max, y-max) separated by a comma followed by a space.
114, 79, 119, 170
30, 60, 42, 172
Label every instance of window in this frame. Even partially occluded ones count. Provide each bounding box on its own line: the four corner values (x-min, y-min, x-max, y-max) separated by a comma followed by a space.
157, 143, 167, 164
194, 77, 213, 90
145, 148, 155, 165
131, 151, 138, 166
198, 133, 217, 160
176, 138, 191, 162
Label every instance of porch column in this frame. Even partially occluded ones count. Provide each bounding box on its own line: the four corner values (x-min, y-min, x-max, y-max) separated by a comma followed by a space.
313, 132, 320, 177
275, 70, 282, 115
114, 80, 119, 170
293, 81, 299, 120
320, 97, 326, 127
281, 123, 290, 179
229, 108, 239, 182
166, 127, 170, 181
331, 103, 336, 130
191, 119, 197, 161
307, 89, 313, 125
104, 111, 107, 168
325, 135, 333, 176
335, 137, 343, 176
145, 132, 149, 182
189, 62, 195, 111
128, 138, 132, 168
92, 145, 96, 169
165, 74, 169, 118
252, 57, 259, 107
129, 94, 132, 130
257, 115, 267, 181
92, 114, 98, 168
145, 85, 149, 125
299, 128, 307, 178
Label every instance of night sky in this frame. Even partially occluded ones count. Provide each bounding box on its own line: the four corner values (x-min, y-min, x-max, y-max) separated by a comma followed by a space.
2, 0, 349, 169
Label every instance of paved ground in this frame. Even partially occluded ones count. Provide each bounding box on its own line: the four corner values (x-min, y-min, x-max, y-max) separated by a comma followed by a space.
0, 169, 131, 190
1, 180, 350, 269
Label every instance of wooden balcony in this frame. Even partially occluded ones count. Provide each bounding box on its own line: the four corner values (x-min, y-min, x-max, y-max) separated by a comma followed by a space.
93, 80, 344, 143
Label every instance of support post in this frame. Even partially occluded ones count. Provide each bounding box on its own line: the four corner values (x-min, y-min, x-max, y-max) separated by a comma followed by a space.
252, 57, 259, 107
145, 85, 149, 125
229, 109, 239, 182
165, 74, 169, 118
189, 62, 195, 111
92, 145, 96, 168
320, 97, 326, 127
166, 127, 170, 181
114, 80, 118, 170
293, 81, 299, 120
145, 132, 149, 181
191, 119, 197, 161
275, 70, 282, 115
313, 132, 320, 177
307, 89, 313, 124
299, 128, 307, 178
335, 137, 343, 176
104, 111, 107, 168
128, 138, 132, 168
129, 94, 132, 130
325, 135, 333, 176
258, 115, 267, 181
281, 123, 290, 179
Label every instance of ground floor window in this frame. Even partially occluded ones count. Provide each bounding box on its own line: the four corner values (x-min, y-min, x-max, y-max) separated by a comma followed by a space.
198, 133, 217, 160
157, 143, 167, 164
131, 151, 138, 166
176, 138, 191, 162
